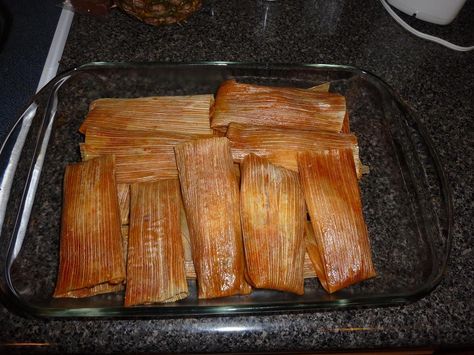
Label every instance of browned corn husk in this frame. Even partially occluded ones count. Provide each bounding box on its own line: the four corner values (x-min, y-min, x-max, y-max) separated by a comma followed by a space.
121, 225, 129, 263
298, 149, 376, 293
80, 95, 214, 135
82, 146, 178, 184
227, 123, 363, 178
117, 184, 130, 225
303, 253, 317, 279
341, 112, 350, 133
80, 128, 211, 184
84, 126, 212, 149
304, 222, 325, 279
174, 137, 251, 298
54, 155, 125, 298
307, 82, 330, 92
210, 80, 346, 133
240, 154, 306, 294
182, 237, 317, 280
117, 182, 196, 281
125, 179, 189, 306
58, 283, 124, 298
212, 129, 226, 137
178, 186, 197, 279
303, 81, 352, 134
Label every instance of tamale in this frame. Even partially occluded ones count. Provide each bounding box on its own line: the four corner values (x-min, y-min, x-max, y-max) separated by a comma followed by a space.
210, 80, 346, 133
80, 128, 212, 183
79, 95, 214, 135
298, 149, 376, 293
125, 179, 189, 306
227, 123, 363, 178
84, 126, 212, 150
174, 137, 251, 298
182, 236, 317, 280
240, 154, 306, 294
54, 155, 125, 298
81, 147, 178, 184
307, 82, 352, 134
122, 180, 196, 281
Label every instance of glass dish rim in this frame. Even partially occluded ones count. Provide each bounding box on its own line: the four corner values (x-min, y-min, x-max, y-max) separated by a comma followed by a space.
0, 61, 453, 318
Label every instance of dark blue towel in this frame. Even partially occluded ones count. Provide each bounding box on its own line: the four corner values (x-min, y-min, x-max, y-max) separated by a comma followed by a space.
0, 0, 61, 143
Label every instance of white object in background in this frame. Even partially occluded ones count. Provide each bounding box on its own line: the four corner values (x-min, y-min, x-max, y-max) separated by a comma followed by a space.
387, 0, 466, 25
380, 0, 474, 51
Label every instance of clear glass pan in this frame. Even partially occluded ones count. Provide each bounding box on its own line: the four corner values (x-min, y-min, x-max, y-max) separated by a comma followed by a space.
0, 62, 452, 318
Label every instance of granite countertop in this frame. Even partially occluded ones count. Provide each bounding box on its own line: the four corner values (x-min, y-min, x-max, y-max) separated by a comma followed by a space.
1, 0, 473, 353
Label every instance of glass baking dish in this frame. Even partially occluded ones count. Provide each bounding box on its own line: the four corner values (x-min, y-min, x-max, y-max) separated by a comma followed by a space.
0, 62, 452, 318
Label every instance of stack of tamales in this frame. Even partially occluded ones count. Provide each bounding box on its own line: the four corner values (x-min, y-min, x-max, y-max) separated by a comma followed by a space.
54, 80, 375, 306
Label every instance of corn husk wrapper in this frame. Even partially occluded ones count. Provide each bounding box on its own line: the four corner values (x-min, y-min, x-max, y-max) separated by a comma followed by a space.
121, 225, 129, 263
56, 283, 124, 298
307, 82, 330, 92
210, 80, 346, 133
227, 123, 363, 178
341, 111, 351, 133
82, 147, 178, 184
125, 179, 189, 306
240, 154, 306, 294
309, 82, 352, 134
175, 137, 251, 299
84, 126, 212, 150
182, 226, 318, 280
117, 184, 130, 225
120, 181, 197, 281
298, 149, 376, 293
80, 127, 213, 184
54, 155, 125, 298
80, 95, 214, 136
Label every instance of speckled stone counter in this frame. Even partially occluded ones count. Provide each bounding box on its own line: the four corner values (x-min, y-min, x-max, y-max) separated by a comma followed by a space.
1, 0, 473, 353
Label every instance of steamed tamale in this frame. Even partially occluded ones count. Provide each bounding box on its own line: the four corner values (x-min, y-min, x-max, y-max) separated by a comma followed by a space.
83, 126, 212, 150
210, 80, 346, 133
181, 233, 318, 280
240, 154, 306, 294
125, 179, 189, 306
81, 148, 178, 184
79, 95, 214, 135
227, 123, 363, 178
298, 149, 376, 293
54, 155, 125, 298
308, 81, 350, 134
180, 210, 315, 280
174, 137, 251, 298
80, 128, 212, 184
